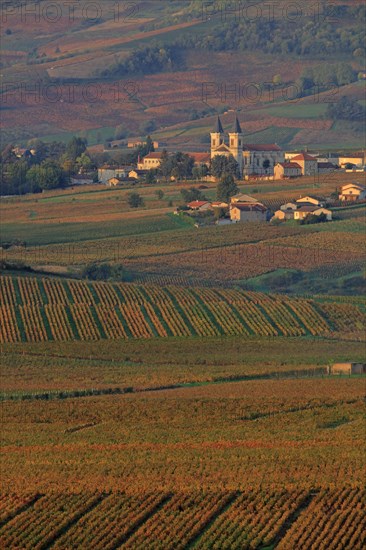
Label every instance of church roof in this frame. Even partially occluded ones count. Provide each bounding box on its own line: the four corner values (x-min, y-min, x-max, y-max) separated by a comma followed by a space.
231, 115, 242, 134
243, 144, 282, 152
213, 116, 224, 134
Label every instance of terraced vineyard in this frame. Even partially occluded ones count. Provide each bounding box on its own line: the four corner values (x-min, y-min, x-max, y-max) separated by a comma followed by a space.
0, 489, 364, 550
1, 276, 365, 343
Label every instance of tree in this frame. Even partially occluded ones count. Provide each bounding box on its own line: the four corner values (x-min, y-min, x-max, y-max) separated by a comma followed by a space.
114, 125, 127, 140
8, 161, 29, 194
145, 135, 155, 154
158, 151, 193, 182
155, 189, 164, 199
66, 137, 87, 161
127, 192, 144, 208
192, 164, 209, 180
75, 152, 93, 172
158, 150, 172, 182
211, 155, 240, 178
326, 96, 365, 121
145, 170, 156, 185
26, 160, 67, 190
180, 187, 206, 203
27, 139, 48, 163
139, 119, 156, 134
216, 174, 238, 202
300, 212, 327, 225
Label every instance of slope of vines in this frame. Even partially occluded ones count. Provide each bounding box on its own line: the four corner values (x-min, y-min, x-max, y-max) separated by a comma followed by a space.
0, 275, 364, 343
0, 489, 364, 550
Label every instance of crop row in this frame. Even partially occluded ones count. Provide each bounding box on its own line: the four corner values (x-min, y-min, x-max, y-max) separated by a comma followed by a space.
0, 489, 364, 550
0, 276, 364, 343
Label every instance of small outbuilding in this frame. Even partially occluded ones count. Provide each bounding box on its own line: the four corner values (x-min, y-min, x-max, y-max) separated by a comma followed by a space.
329, 363, 366, 375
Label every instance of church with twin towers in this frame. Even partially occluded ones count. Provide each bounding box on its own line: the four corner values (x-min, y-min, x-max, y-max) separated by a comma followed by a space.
210, 115, 284, 177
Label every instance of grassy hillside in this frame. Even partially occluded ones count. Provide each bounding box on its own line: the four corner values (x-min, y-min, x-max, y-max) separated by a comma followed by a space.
1, 1, 365, 148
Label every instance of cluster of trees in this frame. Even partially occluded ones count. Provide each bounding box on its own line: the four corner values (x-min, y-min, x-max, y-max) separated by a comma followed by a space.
159, 151, 194, 182
211, 155, 240, 179
0, 137, 96, 195
296, 62, 357, 98
326, 96, 365, 122
157, 152, 239, 185
176, 7, 364, 57
81, 263, 133, 282
99, 45, 182, 78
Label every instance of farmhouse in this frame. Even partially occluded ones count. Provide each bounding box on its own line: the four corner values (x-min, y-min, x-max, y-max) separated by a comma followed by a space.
290, 153, 318, 176
137, 152, 163, 170
210, 115, 284, 176
339, 183, 366, 202
187, 200, 211, 211
230, 202, 268, 222
274, 162, 302, 180
294, 206, 332, 221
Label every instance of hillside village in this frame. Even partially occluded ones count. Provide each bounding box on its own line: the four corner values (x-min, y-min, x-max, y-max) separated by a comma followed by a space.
96, 116, 366, 186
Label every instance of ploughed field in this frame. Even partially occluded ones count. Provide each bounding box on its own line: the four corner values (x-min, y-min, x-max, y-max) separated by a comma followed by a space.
1, 275, 365, 343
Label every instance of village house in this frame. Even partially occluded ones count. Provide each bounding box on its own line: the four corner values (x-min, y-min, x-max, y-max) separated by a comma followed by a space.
230, 201, 268, 223
98, 166, 133, 184
129, 169, 148, 180
187, 200, 211, 211
293, 206, 332, 221
128, 140, 159, 149
296, 196, 325, 207
211, 201, 229, 209
274, 162, 302, 180
210, 115, 284, 176
13, 146, 35, 159
317, 162, 337, 174
339, 183, 366, 202
137, 152, 164, 170
280, 202, 297, 211
290, 153, 318, 176
231, 193, 258, 204
273, 206, 296, 221
70, 174, 94, 185
338, 153, 365, 169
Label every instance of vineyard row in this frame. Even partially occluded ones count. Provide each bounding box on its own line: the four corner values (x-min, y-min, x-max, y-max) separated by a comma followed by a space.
0, 276, 365, 343
0, 488, 364, 550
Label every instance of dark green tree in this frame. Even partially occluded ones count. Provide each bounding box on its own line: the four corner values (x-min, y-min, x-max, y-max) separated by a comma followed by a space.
211, 155, 240, 178
66, 137, 87, 161
216, 174, 238, 202
127, 192, 144, 208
